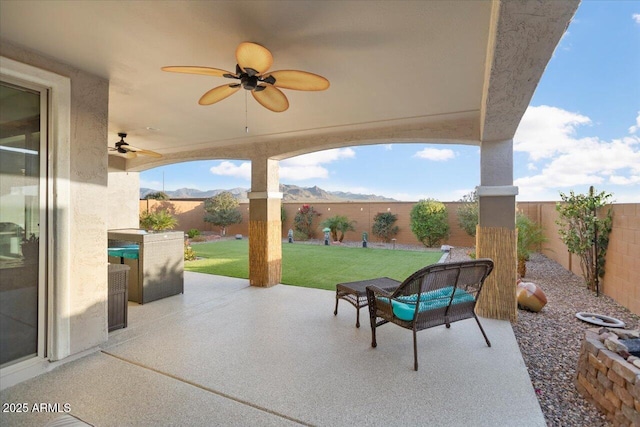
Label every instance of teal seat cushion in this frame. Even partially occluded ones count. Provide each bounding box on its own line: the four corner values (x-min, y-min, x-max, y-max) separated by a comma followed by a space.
108, 247, 139, 260
390, 286, 474, 321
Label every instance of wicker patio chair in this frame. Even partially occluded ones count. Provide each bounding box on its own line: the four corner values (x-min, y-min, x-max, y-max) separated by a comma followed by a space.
366, 259, 494, 371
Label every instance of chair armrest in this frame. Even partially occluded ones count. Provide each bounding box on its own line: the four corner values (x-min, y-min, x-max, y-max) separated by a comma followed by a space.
366, 285, 393, 299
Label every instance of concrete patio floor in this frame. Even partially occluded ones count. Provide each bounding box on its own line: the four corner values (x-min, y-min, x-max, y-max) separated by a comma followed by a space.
1, 272, 545, 426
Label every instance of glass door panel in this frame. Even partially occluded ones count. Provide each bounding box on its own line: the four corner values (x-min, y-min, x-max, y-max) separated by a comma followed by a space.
0, 81, 43, 367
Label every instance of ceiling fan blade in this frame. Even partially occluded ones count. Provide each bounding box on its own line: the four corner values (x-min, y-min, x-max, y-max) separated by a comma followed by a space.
109, 150, 136, 159
267, 70, 330, 91
236, 42, 273, 76
134, 149, 163, 158
198, 84, 241, 105
252, 85, 289, 112
161, 66, 236, 78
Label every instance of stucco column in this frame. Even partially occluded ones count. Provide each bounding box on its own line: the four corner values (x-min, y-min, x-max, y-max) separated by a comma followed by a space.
248, 158, 282, 287
475, 139, 518, 321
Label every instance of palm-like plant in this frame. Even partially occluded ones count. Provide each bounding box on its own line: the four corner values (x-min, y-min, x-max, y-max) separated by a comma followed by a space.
321, 215, 356, 242
516, 213, 547, 278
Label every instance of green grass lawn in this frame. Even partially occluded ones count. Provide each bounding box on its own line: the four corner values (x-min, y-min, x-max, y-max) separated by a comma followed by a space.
186, 240, 442, 291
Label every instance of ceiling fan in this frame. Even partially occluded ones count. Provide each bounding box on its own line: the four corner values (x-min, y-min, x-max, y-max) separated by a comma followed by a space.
108, 133, 162, 159
162, 42, 329, 112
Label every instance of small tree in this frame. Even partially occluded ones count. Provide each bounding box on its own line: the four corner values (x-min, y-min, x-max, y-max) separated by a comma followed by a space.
410, 199, 450, 247
457, 190, 478, 237
144, 191, 170, 200
203, 191, 242, 236
321, 215, 356, 242
556, 187, 613, 293
139, 209, 177, 231
516, 213, 547, 278
293, 204, 321, 240
371, 212, 399, 242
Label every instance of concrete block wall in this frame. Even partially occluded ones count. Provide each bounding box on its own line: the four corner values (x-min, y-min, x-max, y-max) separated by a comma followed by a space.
141, 198, 639, 315
141, 200, 476, 247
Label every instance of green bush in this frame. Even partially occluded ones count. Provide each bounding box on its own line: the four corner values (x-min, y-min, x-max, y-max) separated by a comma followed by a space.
139, 209, 177, 231
321, 215, 356, 242
457, 191, 478, 237
410, 199, 450, 247
371, 212, 399, 242
187, 228, 200, 238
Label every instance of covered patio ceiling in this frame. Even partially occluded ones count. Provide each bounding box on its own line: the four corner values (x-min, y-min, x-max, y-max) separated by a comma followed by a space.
0, 0, 579, 171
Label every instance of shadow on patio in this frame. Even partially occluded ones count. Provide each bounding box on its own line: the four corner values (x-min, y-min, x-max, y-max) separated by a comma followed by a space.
1, 272, 544, 426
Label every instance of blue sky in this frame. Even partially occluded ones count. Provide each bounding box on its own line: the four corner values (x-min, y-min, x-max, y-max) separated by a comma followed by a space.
141, 2, 640, 202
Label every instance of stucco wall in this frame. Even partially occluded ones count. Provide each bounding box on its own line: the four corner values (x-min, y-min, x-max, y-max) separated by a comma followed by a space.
108, 172, 140, 230
1, 42, 110, 355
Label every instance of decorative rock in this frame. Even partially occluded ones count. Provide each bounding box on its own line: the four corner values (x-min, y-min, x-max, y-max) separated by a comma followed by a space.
516, 281, 548, 312
633, 359, 640, 369
605, 337, 629, 354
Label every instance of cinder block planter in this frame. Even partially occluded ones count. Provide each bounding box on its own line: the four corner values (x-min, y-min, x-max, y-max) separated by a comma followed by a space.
576, 327, 640, 426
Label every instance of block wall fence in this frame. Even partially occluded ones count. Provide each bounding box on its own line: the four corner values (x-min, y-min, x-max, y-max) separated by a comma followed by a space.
141, 199, 640, 315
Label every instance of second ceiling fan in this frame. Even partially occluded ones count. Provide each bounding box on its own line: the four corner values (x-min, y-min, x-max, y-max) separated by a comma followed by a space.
162, 42, 329, 112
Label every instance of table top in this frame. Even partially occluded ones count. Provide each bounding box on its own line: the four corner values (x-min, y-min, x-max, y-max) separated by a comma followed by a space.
337, 277, 400, 295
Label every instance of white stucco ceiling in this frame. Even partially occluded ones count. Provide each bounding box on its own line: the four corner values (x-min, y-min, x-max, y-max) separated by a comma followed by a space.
0, 0, 579, 171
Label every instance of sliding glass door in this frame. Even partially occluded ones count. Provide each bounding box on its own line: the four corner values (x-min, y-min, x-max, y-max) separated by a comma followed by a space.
0, 79, 47, 367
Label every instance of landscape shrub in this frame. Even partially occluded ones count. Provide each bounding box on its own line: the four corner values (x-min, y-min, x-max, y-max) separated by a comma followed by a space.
516, 213, 547, 278
293, 205, 321, 239
457, 191, 478, 237
139, 209, 177, 231
184, 240, 197, 261
556, 187, 613, 292
321, 215, 356, 242
187, 228, 200, 238
410, 199, 450, 247
371, 212, 399, 242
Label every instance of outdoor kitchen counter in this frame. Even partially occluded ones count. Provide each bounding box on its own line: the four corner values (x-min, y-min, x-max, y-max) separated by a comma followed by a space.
108, 229, 184, 304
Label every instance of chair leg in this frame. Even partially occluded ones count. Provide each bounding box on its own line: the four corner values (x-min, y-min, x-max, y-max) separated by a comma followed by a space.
413, 329, 419, 371
371, 323, 377, 347
474, 314, 491, 347
334, 292, 339, 315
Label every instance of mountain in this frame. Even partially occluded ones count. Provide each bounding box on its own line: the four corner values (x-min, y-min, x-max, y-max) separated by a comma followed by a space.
140, 184, 395, 202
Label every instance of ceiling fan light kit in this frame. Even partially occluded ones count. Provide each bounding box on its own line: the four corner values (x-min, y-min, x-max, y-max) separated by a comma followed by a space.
162, 42, 329, 112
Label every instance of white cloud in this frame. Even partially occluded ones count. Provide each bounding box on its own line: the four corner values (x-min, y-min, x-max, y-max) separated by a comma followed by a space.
514, 105, 591, 160
633, 13, 640, 24
629, 111, 640, 134
280, 148, 355, 181
609, 175, 640, 185
209, 161, 251, 180
514, 106, 640, 199
413, 148, 456, 161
